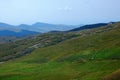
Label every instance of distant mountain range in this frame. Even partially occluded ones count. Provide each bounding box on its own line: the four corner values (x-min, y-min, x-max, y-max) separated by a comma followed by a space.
0, 22, 77, 37
0, 22, 115, 37
19, 22, 76, 32
0, 22, 76, 33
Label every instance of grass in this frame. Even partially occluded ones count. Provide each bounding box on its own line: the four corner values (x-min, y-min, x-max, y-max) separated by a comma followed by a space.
0, 60, 120, 80
0, 32, 79, 61
103, 69, 120, 80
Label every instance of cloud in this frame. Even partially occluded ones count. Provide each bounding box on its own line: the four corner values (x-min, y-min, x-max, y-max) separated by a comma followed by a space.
58, 6, 72, 11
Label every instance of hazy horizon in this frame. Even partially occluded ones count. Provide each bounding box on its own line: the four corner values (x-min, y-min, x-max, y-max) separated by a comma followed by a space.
0, 0, 120, 25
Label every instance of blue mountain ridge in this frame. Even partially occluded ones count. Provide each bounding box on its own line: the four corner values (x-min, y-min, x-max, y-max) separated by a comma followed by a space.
0, 30, 39, 37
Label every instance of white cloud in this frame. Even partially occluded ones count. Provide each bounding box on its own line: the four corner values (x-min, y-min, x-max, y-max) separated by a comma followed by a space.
58, 6, 72, 11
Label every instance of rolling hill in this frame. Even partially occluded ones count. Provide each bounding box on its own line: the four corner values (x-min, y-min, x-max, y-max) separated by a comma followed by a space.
0, 30, 39, 43
69, 23, 109, 31
0, 22, 120, 80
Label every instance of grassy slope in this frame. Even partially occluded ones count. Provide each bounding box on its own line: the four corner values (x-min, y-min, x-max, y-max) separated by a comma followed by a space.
103, 69, 120, 80
0, 32, 78, 61
0, 23, 120, 80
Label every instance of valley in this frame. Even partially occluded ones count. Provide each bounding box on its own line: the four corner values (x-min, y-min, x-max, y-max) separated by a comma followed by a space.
0, 22, 120, 80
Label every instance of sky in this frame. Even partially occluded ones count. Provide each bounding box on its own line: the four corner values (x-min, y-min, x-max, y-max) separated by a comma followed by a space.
0, 0, 120, 25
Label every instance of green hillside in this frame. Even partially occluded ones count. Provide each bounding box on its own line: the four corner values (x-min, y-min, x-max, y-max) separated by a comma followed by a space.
0, 32, 78, 61
0, 22, 120, 80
